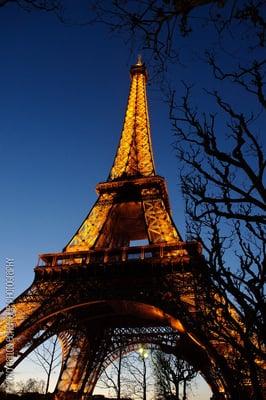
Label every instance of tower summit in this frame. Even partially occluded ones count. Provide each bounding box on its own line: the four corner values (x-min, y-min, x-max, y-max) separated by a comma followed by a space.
109, 57, 155, 180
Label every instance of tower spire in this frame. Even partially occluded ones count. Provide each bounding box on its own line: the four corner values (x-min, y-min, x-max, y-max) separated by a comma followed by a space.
136, 54, 142, 65
109, 58, 155, 180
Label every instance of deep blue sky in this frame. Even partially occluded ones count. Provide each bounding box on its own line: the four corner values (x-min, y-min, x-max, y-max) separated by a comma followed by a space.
1, 2, 264, 304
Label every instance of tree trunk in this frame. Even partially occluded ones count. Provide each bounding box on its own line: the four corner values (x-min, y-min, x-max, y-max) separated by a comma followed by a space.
117, 348, 122, 400
182, 378, 187, 400
45, 337, 57, 394
143, 358, 147, 400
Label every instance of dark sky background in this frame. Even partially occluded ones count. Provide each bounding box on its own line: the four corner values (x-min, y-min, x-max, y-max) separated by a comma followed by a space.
0, 1, 263, 309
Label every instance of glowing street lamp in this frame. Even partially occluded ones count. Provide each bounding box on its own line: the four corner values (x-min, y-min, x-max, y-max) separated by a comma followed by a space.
138, 345, 149, 359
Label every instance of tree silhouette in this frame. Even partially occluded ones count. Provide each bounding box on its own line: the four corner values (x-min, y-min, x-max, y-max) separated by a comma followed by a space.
153, 352, 197, 400
30, 335, 61, 394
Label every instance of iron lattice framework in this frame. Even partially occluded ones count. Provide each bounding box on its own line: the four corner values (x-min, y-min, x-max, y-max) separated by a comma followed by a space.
0, 59, 263, 400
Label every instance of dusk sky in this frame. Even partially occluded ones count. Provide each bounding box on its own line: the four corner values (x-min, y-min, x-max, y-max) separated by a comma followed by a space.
0, 2, 264, 398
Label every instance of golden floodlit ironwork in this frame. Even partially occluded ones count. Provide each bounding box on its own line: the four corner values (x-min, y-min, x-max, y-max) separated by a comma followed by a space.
0, 59, 264, 400
64, 59, 181, 255
109, 59, 155, 180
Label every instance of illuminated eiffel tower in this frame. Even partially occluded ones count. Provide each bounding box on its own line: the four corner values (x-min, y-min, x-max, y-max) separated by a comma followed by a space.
0, 58, 259, 400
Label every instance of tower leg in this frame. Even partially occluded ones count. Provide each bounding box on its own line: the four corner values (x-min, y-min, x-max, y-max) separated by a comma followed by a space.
54, 327, 110, 400
54, 331, 89, 399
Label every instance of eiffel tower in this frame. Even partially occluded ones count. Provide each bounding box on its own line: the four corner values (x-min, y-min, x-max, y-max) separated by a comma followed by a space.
0, 59, 260, 400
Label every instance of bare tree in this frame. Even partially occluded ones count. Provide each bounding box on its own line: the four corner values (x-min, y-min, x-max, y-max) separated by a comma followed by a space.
152, 352, 197, 400
92, 0, 215, 63
97, 347, 123, 399
0, 378, 16, 394
122, 349, 155, 400
97, 349, 153, 400
91, 1, 266, 74
0, 0, 59, 11
16, 378, 45, 394
168, 47, 265, 398
1, 1, 265, 55
30, 335, 61, 394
